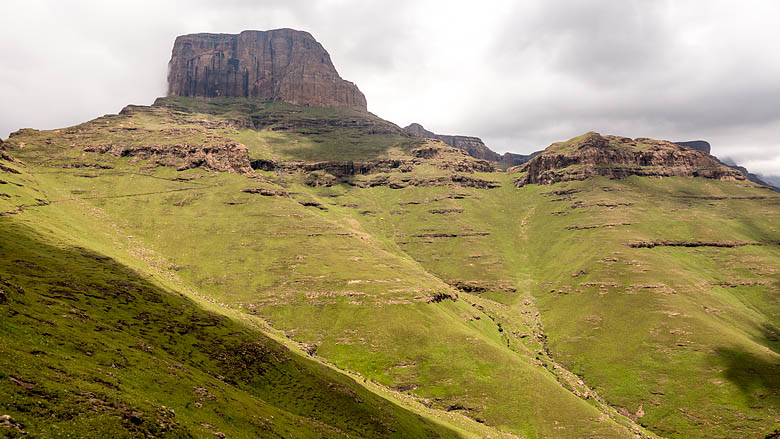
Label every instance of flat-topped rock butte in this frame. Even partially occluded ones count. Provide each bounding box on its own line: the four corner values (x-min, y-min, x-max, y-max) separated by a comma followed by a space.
167, 29, 367, 110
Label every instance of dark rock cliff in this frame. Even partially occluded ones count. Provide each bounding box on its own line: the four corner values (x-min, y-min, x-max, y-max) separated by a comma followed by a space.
167, 29, 367, 110
674, 140, 711, 154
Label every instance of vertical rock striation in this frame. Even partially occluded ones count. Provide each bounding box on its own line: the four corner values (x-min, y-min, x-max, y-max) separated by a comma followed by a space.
167, 29, 367, 110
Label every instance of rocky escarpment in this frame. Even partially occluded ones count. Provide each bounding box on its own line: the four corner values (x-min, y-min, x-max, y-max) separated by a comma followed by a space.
676, 139, 778, 191
404, 123, 501, 161
252, 142, 496, 188
6, 108, 254, 175
84, 141, 252, 175
168, 29, 367, 110
511, 132, 746, 187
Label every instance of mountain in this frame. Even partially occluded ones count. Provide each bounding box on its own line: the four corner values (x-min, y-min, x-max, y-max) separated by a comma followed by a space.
403, 122, 541, 167
760, 173, 780, 187
502, 150, 542, 166
2, 29, 780, 439
168, 29, 367, 110
674, 140, 779, 191
513, 132, 745, 186
718, 157, 779, 191
674, 140, 711, 154
403, 123, 501, 161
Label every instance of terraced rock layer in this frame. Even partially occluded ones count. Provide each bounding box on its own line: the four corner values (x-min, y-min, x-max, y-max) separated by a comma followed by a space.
512, 132, 745, 186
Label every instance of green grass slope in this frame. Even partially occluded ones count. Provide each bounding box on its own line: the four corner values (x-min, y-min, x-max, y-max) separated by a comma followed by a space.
343, 172, 780, 438
154, 96, 420, 162
3, 98, 779, 439
4, 129, 640, 438
0, 150, 463, 438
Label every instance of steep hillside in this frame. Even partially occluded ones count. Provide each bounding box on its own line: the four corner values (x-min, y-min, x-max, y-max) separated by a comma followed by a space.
3, 100, 779, 439
0, 148, 470, 438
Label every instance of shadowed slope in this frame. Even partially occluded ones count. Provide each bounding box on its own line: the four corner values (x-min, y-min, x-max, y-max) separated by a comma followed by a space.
0, 218, 464, 438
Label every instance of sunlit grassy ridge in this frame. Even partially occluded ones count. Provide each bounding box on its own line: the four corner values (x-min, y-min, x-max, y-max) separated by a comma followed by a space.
2, 98, 778, 438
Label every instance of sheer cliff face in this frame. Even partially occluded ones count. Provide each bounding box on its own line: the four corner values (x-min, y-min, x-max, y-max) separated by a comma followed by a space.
167, 29, 367, 110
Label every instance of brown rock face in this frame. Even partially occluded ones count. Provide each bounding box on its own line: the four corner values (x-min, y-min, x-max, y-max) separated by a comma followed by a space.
511, 132, 746, 187
404, 123, 501, 161
167, 29, 367, 110
83, 141, 252, 175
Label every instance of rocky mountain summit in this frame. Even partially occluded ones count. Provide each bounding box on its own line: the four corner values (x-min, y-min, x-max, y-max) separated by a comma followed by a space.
168, 29, 367, 110
511, 132, 745, 186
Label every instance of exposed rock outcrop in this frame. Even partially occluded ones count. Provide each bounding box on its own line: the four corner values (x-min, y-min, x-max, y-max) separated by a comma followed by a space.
251, 141, 496, 188
168, 29, 367, 110
676, 140, 777, 191
254, 159, 407, 179
404, 123, 501, 161
511, 132, 746, 187
628, 240, 763, 248
84, 141, 252, 174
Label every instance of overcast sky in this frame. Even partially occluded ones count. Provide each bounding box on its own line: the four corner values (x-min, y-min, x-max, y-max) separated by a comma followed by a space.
2, 0, 780, 175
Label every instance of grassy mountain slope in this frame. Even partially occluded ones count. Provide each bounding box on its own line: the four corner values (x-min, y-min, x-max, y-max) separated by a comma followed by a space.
350, 174, 780, 438
0, 158, 470, 438
3, 99, 778, 438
